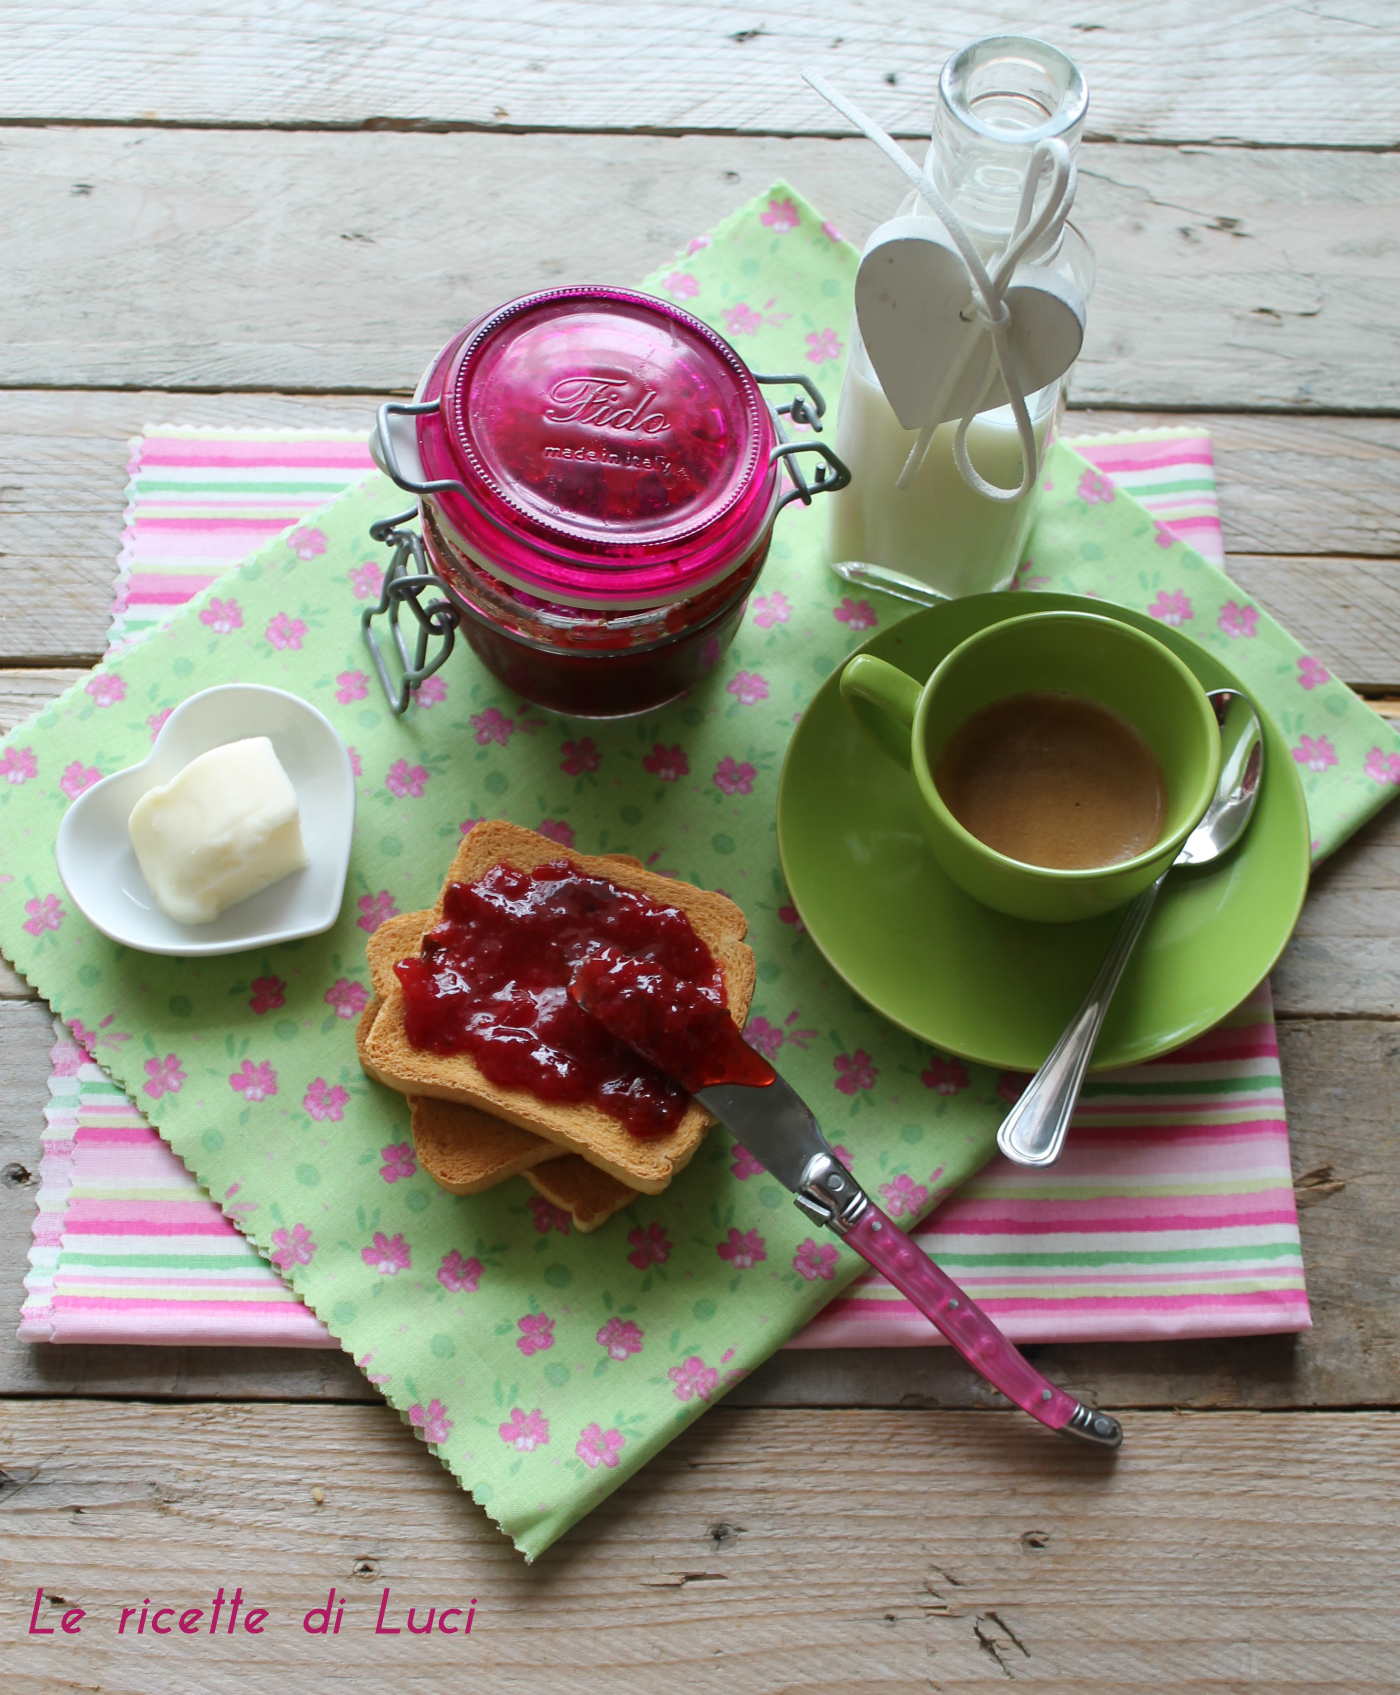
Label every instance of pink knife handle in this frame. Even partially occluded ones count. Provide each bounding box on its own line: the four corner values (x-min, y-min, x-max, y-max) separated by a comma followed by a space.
844, 1204, 1119, 1444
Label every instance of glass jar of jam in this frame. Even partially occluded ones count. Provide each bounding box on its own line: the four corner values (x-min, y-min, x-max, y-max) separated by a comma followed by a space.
365, 286, 849, 718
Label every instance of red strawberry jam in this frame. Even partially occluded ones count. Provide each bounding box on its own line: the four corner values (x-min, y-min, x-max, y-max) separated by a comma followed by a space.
395, 860, 728, 1137
570, 948, 776, 1093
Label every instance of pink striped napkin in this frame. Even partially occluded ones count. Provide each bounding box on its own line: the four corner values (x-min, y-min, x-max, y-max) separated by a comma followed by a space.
19, 425, 1309, 1348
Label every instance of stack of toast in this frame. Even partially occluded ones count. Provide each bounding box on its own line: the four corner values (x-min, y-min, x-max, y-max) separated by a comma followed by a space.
355, 819, 756, 1231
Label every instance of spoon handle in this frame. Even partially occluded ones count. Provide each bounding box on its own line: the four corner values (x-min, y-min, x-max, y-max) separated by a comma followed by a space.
997, 871, 1167, 1168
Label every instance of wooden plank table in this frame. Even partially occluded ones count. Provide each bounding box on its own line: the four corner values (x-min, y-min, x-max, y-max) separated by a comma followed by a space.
4, 6, 1399, 1687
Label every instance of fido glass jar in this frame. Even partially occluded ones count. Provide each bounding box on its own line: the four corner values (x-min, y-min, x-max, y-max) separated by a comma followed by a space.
366, 286, 849, 717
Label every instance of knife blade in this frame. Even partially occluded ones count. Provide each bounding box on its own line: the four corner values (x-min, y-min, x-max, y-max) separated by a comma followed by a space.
571, 948, 1122, 1449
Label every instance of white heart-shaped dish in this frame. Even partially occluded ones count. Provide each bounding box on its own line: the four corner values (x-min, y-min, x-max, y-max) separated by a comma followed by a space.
56, 684, 357, 957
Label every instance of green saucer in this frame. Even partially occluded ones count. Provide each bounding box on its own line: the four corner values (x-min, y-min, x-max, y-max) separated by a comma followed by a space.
776, 593, 1311, 1073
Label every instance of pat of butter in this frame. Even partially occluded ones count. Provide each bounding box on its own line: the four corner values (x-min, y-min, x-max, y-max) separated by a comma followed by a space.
128, 737, 309, 925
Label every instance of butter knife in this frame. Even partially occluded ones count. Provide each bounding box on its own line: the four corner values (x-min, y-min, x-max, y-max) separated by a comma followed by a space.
571, 951, 1122, 1448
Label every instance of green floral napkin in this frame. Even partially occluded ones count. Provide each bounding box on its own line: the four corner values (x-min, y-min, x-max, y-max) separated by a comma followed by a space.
2, 183, 1395, 1560
0, 188, 1015, 1560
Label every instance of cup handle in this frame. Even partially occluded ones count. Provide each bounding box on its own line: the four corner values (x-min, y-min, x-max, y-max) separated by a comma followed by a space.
839, 655, 924, 771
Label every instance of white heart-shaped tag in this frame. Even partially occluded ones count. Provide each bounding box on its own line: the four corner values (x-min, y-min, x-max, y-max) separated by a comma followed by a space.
855, 217, 1086, 431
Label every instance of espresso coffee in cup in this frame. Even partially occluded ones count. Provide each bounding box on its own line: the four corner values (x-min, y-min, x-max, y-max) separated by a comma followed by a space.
838, 610, 1221, 923
935, 691, 1168, 871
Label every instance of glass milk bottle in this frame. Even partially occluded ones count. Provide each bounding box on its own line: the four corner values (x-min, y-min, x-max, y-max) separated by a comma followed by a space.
827, 36, 1095, 598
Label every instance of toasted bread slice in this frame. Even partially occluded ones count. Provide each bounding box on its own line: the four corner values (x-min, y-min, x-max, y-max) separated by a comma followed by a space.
356, 819, 754, 1194
356, 996, 556, 1192
408, 1092, 557, 1193
525, 1155, 638, 1233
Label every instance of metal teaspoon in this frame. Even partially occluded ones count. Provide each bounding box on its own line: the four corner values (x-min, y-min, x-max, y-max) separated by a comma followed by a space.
996, 688, 1264, 1170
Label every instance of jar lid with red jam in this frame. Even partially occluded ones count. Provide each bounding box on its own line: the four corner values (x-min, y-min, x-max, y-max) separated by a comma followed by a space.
401, 287, 790, 610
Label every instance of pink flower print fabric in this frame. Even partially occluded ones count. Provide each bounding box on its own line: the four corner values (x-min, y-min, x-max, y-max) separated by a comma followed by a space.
231, 1060, 277, 1102
85, 674, 126, 708
751, 590, 791, 629
1293, 735, 1338, 774
1148, 590, 1193, 627
409, 1399, 453, 1445
1218, 600, 1259, 639
716, 1228, 766, 1270
59, 761, 101, 800
516, 1313, 555, 1356
379, 1142, 417, 1183
265, 612, 307, 651
727, 671, 769, 706
0, 746, 37, 784
385, 759, 429, 799
529, 1195, 571, 1235
248, 975, 286, 1014
349, 561, 383, 601
743, 1016, 784, 1058
921, 1055, 970, 1095
879, 1174, 929, 1218
560, 737, 600, 776
200, 597, 243, 632
834, 598, 877, 632
471, 707, 513, 746
362, 1232, 411, 1275
793, 1238, 840, 1282
627, 1223, 671, 1269
325, 978, 369, 1020
642, 743, 688, 781
437, 1250, 483, 1294
270, 1223, 316, 1270
730, 1144, 766, 1181
1365, 748, 1400, 786
713, 757, 756, 795
576, 1424, 625, 1469
142, 1053, 185, 1099
287, 526, 326, 561
668, 1356, 719, 1403
357, 891, 398, 932
22, 895, 65, 937
596, 1317, 644, 1359
303, 1079, 348, 1121
1077, 467, 1115, 505
499, 1408, 549, 1452
834, 1050, 877, 1095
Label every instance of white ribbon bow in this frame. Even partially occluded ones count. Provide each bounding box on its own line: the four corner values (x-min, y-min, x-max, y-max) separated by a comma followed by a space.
805, 71, 1084, 503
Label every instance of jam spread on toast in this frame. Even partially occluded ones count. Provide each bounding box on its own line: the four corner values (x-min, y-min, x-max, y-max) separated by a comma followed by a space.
395, 860, 727, 1136
570, 948, 775, 1092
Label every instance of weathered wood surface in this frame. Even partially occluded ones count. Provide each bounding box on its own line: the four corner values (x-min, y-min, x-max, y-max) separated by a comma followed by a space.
6, 130, 1400, 409
5, 389, 1400, 667
6, 0, 1398, 147
6, 1402, 1400, 1690
3, 996, 1397, 1410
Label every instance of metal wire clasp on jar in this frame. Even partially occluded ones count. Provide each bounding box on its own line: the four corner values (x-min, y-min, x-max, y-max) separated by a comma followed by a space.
361, 285, 849, 718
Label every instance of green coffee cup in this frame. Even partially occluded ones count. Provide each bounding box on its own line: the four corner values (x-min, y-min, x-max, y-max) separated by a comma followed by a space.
839, 611, 1222, 923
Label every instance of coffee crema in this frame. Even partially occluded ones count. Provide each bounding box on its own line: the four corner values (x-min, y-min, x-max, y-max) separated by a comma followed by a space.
935, 691, 1167, 871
